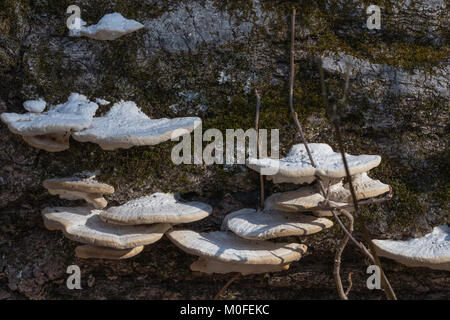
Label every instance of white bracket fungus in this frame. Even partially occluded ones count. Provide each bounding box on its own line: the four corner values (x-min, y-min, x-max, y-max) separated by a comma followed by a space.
22, 133, 71, 153
223, 208, 333, 240
72, 101, 201, 150
100, 193, 212, 225
373, 225, 450, 271
23, 98, 46, 113
1, 93, 98, 152
248, 143, 381, 181
190, 258, 291, 275
69, 13, 144, 41
166, 229, 307, 265
272, 186, 347, 216
42, 206, 171, 249
43, 172, 114, 209
274, 173, 390, 216
328, 172, 390, 202
75, 245, 144, 260
95, 98, 110, 106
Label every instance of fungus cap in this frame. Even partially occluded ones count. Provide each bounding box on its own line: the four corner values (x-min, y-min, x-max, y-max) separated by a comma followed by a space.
43, 172, 114, 194
72, 101, 201, 150
274, 185, 346, 214
166, 230, 307, 265
223, 208, 333, 240
248, 143, 381, 179
100, 193, 212, 225
42, 206, 171, 249
43, 173, 114, 209
274, 173, 389, 216
23, 98, 46, 113
190, 258, 291, 275
328, 173, 390, 202
70, 13, 144, 40
1, 93, 98, 136
373, 225, 450, 271
75, 245, 144, 260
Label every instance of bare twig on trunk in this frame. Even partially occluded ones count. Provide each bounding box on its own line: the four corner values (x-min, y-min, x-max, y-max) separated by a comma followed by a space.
214, 273, 241, 300
289, 8, 315, 167
332, 209, 374, 261
345, 272, 353, 296
255, 88, 265, 210
333, 209, 354, 300
317, 57, 397, 300
289, 7, 327, 197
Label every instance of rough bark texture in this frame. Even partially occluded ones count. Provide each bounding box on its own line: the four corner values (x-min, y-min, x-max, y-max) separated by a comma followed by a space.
0, 0, 448, 300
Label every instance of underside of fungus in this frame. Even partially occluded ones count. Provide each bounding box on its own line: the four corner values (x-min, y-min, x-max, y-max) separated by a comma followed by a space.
247, 143, 381, 180
70, 13, 144, 41
274, 173, 390, 216
190, 258, 291, 275
223, 208, 333, 240
166, 229, 307, 265
43, 172, 115, 209
373, 225, 450, 271
75, 245, 144, 260
23, 133, 71, 152
1, 93, 98, 152
72, 101, 201, 150
42, 206, 171, 249
100, 193, 212, 225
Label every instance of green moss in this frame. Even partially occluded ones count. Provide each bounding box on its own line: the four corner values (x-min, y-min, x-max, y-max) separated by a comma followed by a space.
386, 180, 426, 230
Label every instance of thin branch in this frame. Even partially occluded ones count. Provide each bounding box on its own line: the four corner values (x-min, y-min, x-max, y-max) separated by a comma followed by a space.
255, 88, 264, 210
332, 209, 374, 262
333, 210, 353, 300
214, 273, 241, 300
333, 110, 397, 300
289, 7, 327, 197
345, 272, 353, 296
317, 58, 397, 300
289, 7, 316, 169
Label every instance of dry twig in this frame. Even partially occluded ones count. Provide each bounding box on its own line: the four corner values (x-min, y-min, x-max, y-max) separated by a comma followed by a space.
255, 88, 265, 210
287, 6, 396, 300
289, 7, 327, 197
214, 273, 241, 300
317, 57, 397, 300
333, 209, 354, 299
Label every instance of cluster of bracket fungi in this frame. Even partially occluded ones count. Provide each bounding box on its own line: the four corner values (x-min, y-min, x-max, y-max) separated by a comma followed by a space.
1, 11, 448, 299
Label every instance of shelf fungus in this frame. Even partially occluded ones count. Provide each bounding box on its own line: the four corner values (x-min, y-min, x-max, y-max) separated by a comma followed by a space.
42, 206, 171, 249
167, 230, 307, 275
190, 258, 291, 275
72, 101, 201, 150
274, 173, 390, 217
223, 208, 333, 240
75, 245, 144, 260
69, 13, 144, 41
100, 193, 212, 225
43, 172, 114, 209
373, 225, 450, 271
23, 98, 46, 113
1, 93, 98, 152
247, 143, 381, 182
